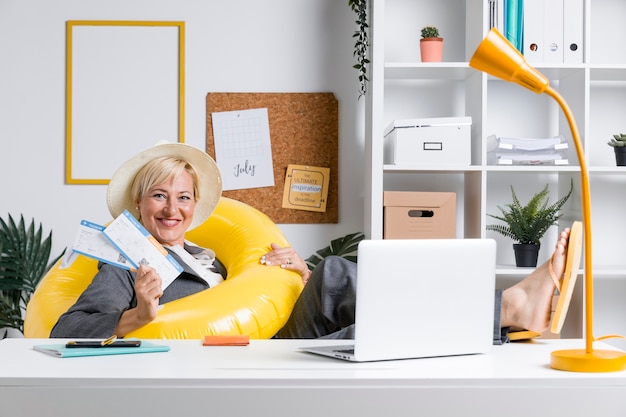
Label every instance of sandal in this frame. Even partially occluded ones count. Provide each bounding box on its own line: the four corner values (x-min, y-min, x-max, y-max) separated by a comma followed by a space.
550, 220, 583, 334
507, 221, 583, 341
508, 329, 542, 341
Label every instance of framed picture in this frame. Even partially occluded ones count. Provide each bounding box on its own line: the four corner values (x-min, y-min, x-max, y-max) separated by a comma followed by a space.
65, 20, 185, 184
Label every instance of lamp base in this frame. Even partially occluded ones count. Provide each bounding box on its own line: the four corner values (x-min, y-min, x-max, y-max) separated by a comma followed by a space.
551, 348, 626, 372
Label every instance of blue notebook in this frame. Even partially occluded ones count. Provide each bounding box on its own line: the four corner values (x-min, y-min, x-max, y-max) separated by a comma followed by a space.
33, 340, 170, 358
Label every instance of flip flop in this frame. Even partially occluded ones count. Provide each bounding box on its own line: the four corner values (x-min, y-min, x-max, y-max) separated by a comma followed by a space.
550, 220, 583, 334
507, 221, 583, 341
508, 330, 541, 341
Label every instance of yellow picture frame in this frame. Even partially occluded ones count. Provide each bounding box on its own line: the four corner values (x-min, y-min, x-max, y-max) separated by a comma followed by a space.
65, 20, 185, 184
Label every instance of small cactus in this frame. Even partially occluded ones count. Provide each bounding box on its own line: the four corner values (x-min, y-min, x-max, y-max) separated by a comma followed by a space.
608, 133, 626, 147
421, 26, 440, 39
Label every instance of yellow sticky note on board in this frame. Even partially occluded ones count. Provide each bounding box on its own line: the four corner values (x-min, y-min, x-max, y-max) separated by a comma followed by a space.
282, 165, 330, 212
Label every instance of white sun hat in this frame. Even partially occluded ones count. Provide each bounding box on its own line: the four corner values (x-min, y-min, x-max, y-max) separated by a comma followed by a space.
106, 142, 222, 231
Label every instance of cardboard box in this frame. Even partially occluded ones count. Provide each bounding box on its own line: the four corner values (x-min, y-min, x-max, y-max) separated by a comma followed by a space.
383, 191, 456, 239
384, 116, 472, 166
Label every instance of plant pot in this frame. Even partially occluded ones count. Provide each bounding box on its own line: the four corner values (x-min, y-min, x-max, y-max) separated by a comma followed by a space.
513, 243, 540, 267
420, 37, 443, 62
614, 146, 626, 166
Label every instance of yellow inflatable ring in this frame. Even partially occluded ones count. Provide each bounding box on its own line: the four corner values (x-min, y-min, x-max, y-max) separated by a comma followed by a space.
24, 197, 303, 339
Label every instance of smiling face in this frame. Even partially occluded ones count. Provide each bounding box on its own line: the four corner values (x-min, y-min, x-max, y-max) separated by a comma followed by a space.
130, 157, 200, 247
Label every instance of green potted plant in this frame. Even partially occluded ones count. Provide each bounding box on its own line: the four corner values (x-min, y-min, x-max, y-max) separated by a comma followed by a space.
0, 214, 64, 338
608, 133, 626, 166
486, 179, 573, 267
420, 26, 443, 62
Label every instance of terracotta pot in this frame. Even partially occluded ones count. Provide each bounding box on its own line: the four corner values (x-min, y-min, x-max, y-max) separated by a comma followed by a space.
420, 37, 443, 62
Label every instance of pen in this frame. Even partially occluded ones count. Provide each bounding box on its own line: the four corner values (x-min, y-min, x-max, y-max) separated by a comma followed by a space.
101, 335, 117, 346
66, 334, 117, 347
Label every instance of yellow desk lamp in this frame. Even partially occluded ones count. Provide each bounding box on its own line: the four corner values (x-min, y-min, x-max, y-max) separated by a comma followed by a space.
470, 28, 626, 372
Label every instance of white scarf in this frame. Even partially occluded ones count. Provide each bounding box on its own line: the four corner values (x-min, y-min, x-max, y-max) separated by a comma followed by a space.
166, 243, 224, 287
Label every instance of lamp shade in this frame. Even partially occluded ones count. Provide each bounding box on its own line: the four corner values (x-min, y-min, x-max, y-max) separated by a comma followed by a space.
469, 28, 549, 94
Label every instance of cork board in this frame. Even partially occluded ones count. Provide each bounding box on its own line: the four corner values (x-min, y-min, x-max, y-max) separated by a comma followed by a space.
206, 92, 338, 224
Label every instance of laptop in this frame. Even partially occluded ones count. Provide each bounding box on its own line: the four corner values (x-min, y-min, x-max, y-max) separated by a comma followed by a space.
300, 238, 497, 362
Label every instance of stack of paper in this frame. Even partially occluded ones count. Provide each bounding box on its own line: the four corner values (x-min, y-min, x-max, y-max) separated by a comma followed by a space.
487, 134, 570, 165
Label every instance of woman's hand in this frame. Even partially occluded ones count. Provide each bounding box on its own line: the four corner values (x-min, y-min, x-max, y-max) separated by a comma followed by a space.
260, 243, 312, 284
133, 264, 163, 320
114, 264, 163, 336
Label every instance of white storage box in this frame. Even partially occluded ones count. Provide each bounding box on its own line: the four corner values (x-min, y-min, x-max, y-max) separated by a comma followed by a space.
384, 117, 472, 166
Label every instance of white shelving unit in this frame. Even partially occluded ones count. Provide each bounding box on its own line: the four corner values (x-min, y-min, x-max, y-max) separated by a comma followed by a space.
365, 0, 626, 341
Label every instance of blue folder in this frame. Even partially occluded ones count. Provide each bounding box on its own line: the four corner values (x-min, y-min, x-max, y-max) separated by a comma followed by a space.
33, 340, 170, 358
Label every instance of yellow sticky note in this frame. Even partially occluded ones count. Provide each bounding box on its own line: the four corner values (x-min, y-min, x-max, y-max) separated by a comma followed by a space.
282, 165, 330, 212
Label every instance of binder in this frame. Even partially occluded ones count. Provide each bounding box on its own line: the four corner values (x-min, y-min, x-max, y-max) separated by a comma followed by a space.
497, 0, 504, 31
504, 0, 524, 52
543, 0, 564, 64
563, 0, 584, 64
523, 0, 544, 64
489, 0, 505, 31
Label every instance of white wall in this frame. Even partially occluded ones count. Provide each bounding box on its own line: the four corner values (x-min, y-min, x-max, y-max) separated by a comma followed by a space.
0, 0, 366, 260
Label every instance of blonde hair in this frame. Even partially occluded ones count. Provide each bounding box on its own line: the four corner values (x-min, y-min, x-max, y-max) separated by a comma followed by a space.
130, 156, 200, 205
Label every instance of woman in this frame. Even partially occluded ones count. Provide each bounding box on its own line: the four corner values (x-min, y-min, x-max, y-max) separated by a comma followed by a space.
51, 142, 224, 338
51, 143, 572, 343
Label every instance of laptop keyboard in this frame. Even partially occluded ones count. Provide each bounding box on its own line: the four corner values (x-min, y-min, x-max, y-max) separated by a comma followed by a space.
333, 348, 355, 354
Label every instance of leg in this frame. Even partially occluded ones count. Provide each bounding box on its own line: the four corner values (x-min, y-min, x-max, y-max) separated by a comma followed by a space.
500, 228, 570, 335
493, 289, 508, 345
275, 256, 357, 339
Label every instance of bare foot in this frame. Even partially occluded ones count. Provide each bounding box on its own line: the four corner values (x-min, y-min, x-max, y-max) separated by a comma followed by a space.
500, 228, 571, 332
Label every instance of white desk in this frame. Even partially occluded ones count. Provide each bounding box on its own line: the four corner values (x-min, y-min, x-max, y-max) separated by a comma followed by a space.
1, 338, 626, 417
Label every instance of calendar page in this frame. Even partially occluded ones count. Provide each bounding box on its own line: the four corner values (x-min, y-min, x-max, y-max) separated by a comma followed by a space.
211, 108, 275, 191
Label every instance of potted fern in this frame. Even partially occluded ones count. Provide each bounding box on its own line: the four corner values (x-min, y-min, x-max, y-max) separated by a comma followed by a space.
0, 214, 64, 338
420, 26, 443, 62
608, 133, 626, 166
486, 180, 573, 267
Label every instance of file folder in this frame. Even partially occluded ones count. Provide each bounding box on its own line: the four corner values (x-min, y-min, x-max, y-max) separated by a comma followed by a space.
504, 0, 524, 52
563, 0, 584, 63
543, 0, 564, 63
523, 0, 544, 64
33, 340, 170, 358
489, 0, 505, 31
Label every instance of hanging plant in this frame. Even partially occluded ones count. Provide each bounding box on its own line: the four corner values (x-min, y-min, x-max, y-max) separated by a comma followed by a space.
349, 0, 369, 99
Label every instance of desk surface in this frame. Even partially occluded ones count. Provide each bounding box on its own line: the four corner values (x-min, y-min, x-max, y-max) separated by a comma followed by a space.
2, 338, 626, 417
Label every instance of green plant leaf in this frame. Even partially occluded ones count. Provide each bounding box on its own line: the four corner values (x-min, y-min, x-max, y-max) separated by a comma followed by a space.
0, 214, 65, 333
486, 179, 574, 245
305, 232, 365, 271
348, 0, 369, 99
608, 133, 626, 146
421, 26, 440, 38
0, 295, 23, 331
